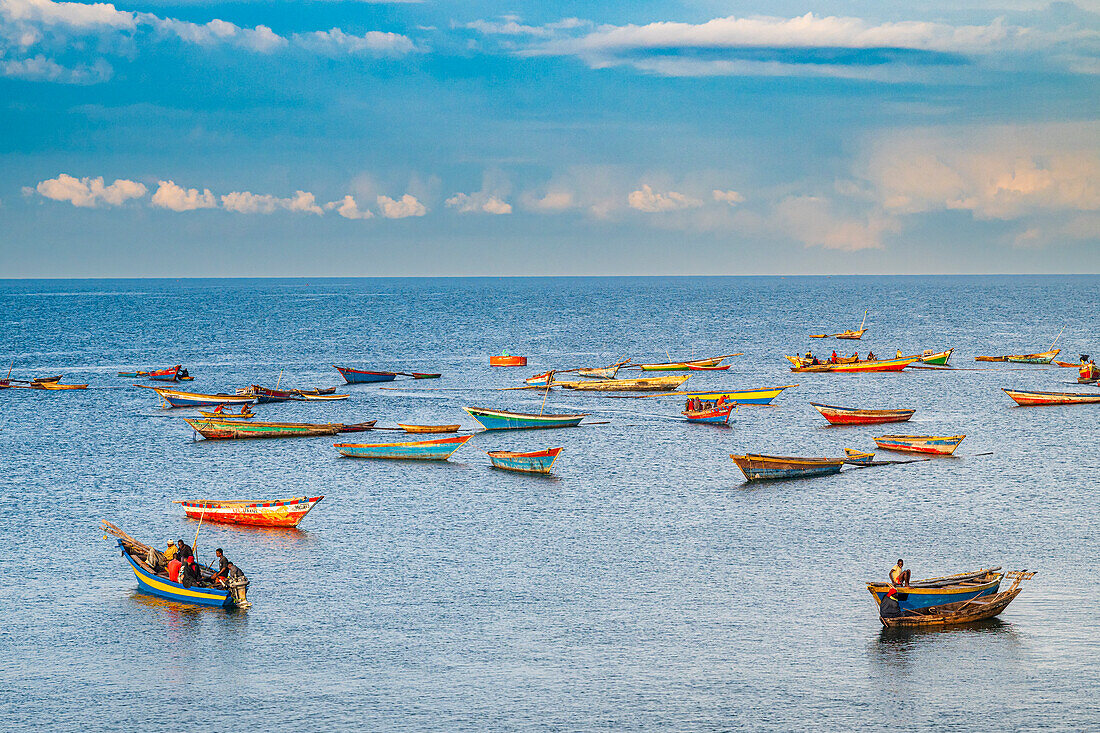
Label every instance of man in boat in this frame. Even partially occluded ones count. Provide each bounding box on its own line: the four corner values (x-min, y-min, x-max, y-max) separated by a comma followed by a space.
866, 351, 875, 361
213, 548, 231, 583
896, 349, 903, 358
890, 558, 911, 587
830, 350, 838, 364
167, 553, 183, 583
879, 587, 904, 619
176, 539, 193, 565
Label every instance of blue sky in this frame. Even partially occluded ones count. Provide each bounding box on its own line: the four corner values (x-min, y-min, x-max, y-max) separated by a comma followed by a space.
1, 0, 1098, 276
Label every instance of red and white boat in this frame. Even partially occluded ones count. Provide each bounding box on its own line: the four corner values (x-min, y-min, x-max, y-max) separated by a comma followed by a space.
173, 495, 324, 528
1003, 389, 1100, 406
873, 435, 965, 456
811, 403, 916, 425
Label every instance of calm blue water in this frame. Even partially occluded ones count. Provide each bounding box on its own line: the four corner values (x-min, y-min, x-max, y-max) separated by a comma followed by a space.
0, 276, 1097, 731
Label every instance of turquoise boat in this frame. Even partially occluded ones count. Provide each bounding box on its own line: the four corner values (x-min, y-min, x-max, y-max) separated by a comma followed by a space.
867, 568, 1003, 611
334, 434, 472, 460
487, 447, 563, 473
463, 406, 588, 430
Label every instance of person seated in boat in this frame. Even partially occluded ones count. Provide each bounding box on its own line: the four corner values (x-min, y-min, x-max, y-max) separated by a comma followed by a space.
830, 350, 838, 364
167, 554, 183, 583
179, 368, 189, 378
890, 558, 911, 587
866, 351, 875, 361
213, 404, 226, 414
176, 539, 193, 562
879, 587, 904, 619
212, 548, 230, 582
896, 349, 903, 358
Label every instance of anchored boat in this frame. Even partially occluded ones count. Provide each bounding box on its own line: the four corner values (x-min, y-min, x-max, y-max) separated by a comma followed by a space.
645, 385, 797, 404
490, 355, 527, 367
878, 571, 1035, 627
139, 385, 255, 408
557, 375, 689, 392
873, 434, 965, 455
729, 454, 845, 481
919, 349, 954, 366
174, 496, 324, 528
682, 398, 735, 424
867, 567, 1003, 612
332, 365, 398, 384
398, 423, 461, 434
811, 403, 916, 425
184, 418, 376, 439
786, 355, 919, 373
975, 349, 1060, 364
335, 434, 472, 460
487, 447, 563, 474
636, 354, 738, 371
463, 406, 588, 430
1003, 389, 1100, 406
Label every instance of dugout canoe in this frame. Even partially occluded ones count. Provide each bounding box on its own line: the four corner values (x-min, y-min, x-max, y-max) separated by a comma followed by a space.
878, 571, 1034, 627
644, 385, 797, 404
332, 365, 398, 384
975, 349, 1060, 364
786, 355, 919, 373
843, 448, 875, 464
919, 349, 954, 366
811, 403, 916, 425
557, 375, 689, 392
139, 385, 255, 408
873, 434, 965, 455
174, 495, 323, 528
1003, 388, 1100, 406
867, 568, 1004, 612
487, 447, 563, 474
729, 453, 845, 481
463, 406, 588, 431
577, 359, 630, 379
398, 423, 461, 434
335, 434, 472, 460
184, 418, 376, 439
637, 356, 727, 371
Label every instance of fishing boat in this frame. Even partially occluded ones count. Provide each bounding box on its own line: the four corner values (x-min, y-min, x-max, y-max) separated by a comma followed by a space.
919, 349, 954, 366
873, 434, 965, 455
729, 454, 845, 481
557, 375, 689, 392
463, 406, 588, 431
146, 365, 183, 382
843, 448, 875, 464
867, 567, 1003, 612
102, 521, 249, 608
810, 403, 916, 425
198, 407, 255, 418
184, 418, 376, 439
878, 571, 1035, 628
975, 349, 1060, 364
490, 355, 527, 367
682, 396, 734, 424
577, 359, 630, 379
398, 423, 461, 434
637, 355, 733, 371
687, 363, 731, 371
811, 311, 868, 340
332, 365, 398, 384
1003, 389, 1100, 406
139, 385, 255, 408
647, 385, 797, 405
25, 381, 89, 390
174, 495, 324, 528
487, 447, 563, 474
335, 434, 472, 460
786, 355, 919, 373
239, 385, 294, 403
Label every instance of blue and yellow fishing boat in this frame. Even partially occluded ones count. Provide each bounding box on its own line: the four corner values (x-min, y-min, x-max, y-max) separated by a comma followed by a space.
646, 385, 797, 404
487, 447, 563, 473
867, 567, 1003, 611
729, 453, 845, 481
463, 406, 588, 430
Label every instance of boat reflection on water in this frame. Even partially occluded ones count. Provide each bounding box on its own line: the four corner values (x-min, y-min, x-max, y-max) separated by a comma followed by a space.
868, 618, 1018, 673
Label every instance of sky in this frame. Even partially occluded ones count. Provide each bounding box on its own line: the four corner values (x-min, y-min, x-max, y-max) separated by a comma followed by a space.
1, 0, 1098, 276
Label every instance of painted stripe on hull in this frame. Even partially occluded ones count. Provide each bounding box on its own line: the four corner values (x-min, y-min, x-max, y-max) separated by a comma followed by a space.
335, 435, 472, 460
180, 497, 322, 528
672, 386, 795, 404
869, 579, 1002, 611
487, 448, 562, 473
873, 435, 965, 455
463, 407, 587, 431
120, 545, 233, 607
1003, 389, 1100, 406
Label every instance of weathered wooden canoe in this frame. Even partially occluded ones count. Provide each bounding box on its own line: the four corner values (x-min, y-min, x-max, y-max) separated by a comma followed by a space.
878, 571, 1034, 627
638, 356, 725, 371
811, 403, 916, 425
835, 329, 867, 340
682, 402, 735, 424
557, 375, 689, 392
873, 434, 965, 455
919, 349, 954, 366
333, 365, 398, 384
398, 423, 461, 434
786, 355, 919, 373
198, 408, 254, 418
184, 418, 376, 439
577, 359, 629, 379
729, 453, 845, 481
490, 355, 527, 367
335, 434, 472, 460
140, 385, 255, 408
175, 495, 323, 528
487, 447, 563, 474
867, 568, 1004, 611
463, 406, 588, 430
296, 392, 349, 401
687, 363, 731, 371
843, 448, 875, 464
26, 381, 89, 390
976, 349, 1060, 364
1003, 389, 1100, 406
240, 385, 293, 403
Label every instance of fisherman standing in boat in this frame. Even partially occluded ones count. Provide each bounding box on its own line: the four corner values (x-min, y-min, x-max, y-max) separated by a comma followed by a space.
890, 558, 911, 587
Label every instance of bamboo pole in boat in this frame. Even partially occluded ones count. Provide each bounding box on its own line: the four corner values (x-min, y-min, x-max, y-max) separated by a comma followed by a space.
192, 505, 205, 558
1050, 325, 1066, 351
274, 370, 283, 390
539, 370, 555, 416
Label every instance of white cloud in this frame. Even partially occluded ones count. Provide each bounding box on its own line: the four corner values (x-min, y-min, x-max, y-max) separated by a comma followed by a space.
773, 195, 895, 251
294, 27, 415, 55
150, 180, 216, 211
324, 194, 374, 219
1, 54, 111, 82
1, 0, 136, 30
35, 173, 146, 207
525, 190, 575, 211
627, 184, 702, 212
377, 193, 426, 218
220, 189, 323, 215
713, 189, 744, 205
283, 190, 323, 215
462, 16, 589, 38
148, 17, 287, 52
445, 191, 512, 214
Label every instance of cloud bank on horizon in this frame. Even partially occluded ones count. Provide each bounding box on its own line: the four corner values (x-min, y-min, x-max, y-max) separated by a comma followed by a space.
2, 0, 1099, 275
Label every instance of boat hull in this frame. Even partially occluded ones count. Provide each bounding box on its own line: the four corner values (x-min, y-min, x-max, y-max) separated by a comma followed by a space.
639, 357, 723, 371
333, 365, 397, 384
184, 418, 344, 439
671, 386, 795, 405
490, 356, 527, 367
868, 573, 1002, 612
977, 349, 1059, 364
149, 387, 255, 408
463, 407, 587, 430
398, 423, 461, 434
487, 447, 563, 473
1003, 389, 1100, 406
919, 349, 954, 366
178, 496, 323, 528
557, 375, 688, 392
335, 435, 472, 460
787, 356, 919, 373
729, 454, 844, 481
119, 543, 234, 608
683, 404, 735, 424
811, 403, 916, 425
873, 434, 965, 455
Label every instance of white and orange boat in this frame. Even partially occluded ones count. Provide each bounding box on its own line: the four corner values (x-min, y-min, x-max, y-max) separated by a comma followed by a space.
173, 495, 324, 528
1003, 389, 1100, 406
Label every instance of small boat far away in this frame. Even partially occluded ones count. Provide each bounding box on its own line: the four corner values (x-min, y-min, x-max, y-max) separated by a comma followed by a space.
487, 447, 563, 474
810, 311, 868, 340
636, 354, 740, 371
811, 403, 916, 425
490, 354, 528, 367
332, 365, 398, 384
786, 355, 919, 373
976, 349, 1060, 364
919, 348, 954, 366
729, 453, 845, 481
398, 423, 461, 434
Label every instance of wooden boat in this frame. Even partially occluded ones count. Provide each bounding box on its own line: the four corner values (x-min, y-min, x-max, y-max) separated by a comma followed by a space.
729, 454, 845, 481
867, 568, 1003, 612
184, 418, 376, 439
139, 385, 255, 408
878, 571, 1035, 627
975, 349, 1060, 364
786, 355, 919, 373
524, 371, 556, 387
811, 403, 916, 425
644, 385, 795, 404
102, 521, 249, 608
398, 423, 461, 434
335, 434, 472, 460
843, 448, 875, 464
28, 381, 88, 390
557, 375, 689, 392
577, 359, 629, 379
687, 363, 731, 371
487, 447, 563, 473
811, 311, 868, 339
463, 406, 587, 431
174, 495, 323, 528
146, 365, 182, 382
682, 399, 735, 424
296, 392, 349, 401
332, 365, 398, 384
919, 349, 954, 366
198, 408, 255, 418
490, 355, 527, 367
241, 385, 293, 403
1003, 388, 1100, 406
873, 434, 965, 455
637, 355, 728, 371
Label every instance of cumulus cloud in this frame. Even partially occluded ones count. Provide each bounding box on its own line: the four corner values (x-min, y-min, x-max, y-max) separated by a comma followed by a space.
35, 173, 146, 207
324, 194, 373, 220
627, 184, 702, 212
150, 180, 216, 211
713, 189, 745, 204
1, 0, 136, 30
525, 190, 575, 211
462, 16, 589, 38
148, 17, 287, 53
1, 54, 111, 82
220, 189, 323, 215
282, 190, 323, 215
377, 193, 426, 218
445, 191, 512, 214
773, 195, 896, 251
293, 27, 415, 56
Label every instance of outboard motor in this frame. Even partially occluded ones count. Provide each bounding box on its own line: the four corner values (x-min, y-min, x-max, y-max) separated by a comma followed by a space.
227, 575, 251, 608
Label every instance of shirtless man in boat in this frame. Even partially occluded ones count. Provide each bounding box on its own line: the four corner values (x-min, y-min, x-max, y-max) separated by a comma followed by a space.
890, 558, 911, 587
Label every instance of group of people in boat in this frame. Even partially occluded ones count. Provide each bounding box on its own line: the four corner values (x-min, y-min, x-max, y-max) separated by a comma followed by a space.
1079, 355, 1098, 383
146, 538, 245, 589
799, 348, 908, 366
684, 396, 728, 413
